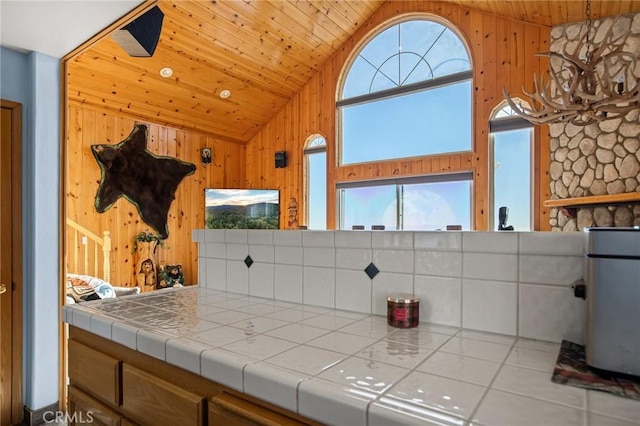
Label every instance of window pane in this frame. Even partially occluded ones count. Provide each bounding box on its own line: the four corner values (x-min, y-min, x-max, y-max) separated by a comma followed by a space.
342, 20, 471, 99
424, 29, 471, 78
493, 129, 532, 231
340, 185, 397, 230
402, 181, 471, 230
308, 152, 326, 230
359, 24, 399, 71
342, 56, 378, 99
341, 80, 472, 164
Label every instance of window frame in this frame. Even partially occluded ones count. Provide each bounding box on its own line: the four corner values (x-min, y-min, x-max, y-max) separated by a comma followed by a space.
303, 135, 327, 230
337, 172, 473, 230
336, 16, 473, 166
488, 100, 535, 231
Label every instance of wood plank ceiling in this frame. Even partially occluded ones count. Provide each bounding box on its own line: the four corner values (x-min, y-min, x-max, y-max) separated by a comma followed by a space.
67, 0, 640, 144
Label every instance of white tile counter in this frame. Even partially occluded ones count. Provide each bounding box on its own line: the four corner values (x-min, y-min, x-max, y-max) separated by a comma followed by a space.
63, 287, 640, 426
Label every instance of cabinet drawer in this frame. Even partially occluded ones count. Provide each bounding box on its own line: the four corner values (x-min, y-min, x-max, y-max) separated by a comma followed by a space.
209, 393, 307, 426
122, 364, 204, 426
68, 386, 122, 426
68, 339, 121, 405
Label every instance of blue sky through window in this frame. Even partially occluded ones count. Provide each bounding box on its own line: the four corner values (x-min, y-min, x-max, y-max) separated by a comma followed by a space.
338, 18, 473, 230
342, 20, 471, 99
341, 81, 472, 164
307, 151, 327, 230
402, 181, 471, 230
340, 179, 471, 230
492, 128, 532, 231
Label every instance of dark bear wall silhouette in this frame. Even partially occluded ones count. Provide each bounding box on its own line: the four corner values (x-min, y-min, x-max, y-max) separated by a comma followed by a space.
92, 124, 196, 238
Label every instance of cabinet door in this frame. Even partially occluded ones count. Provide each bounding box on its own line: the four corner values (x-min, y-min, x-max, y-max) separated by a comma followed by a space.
209, 393, 306, 426
68, 386, 122, 426
121, 364, 204, 426
68, 339, 121, 405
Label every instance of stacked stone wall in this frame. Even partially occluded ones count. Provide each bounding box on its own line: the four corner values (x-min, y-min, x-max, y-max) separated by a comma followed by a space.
548, 13, 640, 231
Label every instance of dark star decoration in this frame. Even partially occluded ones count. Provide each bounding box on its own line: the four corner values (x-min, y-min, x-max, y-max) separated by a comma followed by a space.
91, 124, 196, 239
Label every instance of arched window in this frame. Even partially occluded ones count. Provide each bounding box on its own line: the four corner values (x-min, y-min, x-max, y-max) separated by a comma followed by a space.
338, 18, 472, 165
304, 135, 326, 230
336, 17, 473, 231
490, 100, 534, 231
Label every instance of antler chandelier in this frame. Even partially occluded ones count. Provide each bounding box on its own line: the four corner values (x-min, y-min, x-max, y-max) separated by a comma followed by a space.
503, 0, 640, 126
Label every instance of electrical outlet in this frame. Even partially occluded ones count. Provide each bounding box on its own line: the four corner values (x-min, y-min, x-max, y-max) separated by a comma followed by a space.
82, 236, 88, 245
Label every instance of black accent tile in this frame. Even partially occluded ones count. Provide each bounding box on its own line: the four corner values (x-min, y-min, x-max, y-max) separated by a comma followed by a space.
244, 255, 254, 268
364, 263, 379, 279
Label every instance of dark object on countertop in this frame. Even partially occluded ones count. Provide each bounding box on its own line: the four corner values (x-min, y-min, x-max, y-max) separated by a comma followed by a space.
387, 295, 419, 328
498, 206, 514, 231
552, 340, 640, 401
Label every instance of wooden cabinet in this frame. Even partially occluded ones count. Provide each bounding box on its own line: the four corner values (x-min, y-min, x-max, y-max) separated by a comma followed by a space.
67, 327, 319, 426
209, 392, 304, 426
67, 386, 122, 426
122, 364, 204, 426
68, 339, 121, 406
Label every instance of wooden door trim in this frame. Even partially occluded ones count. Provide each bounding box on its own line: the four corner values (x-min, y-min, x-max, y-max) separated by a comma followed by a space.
1, 98, 24, 424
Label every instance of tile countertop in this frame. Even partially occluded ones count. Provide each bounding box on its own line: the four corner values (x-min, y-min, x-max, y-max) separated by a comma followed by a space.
62, 287, 640, 426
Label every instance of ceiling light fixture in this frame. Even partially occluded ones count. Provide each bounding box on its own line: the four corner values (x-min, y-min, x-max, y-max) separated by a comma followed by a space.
219, 89, 231, 99
503, 0, 640, 126
160, 67, 173, 78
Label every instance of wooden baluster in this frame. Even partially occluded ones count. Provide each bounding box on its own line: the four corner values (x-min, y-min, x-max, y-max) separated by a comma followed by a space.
103, 231, 111, 283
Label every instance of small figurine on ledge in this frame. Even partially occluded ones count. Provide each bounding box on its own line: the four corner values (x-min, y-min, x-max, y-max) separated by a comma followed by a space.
137, 259, 157, 291
158, 263, 184, 288
287, 197, 299, 229
498, 206, 514, 231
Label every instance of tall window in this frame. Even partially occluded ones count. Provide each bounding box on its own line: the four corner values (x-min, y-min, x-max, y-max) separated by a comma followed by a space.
339, 174, 472, 231
338, 18, 472, 165
490, 101, 534, 231
304, 136, 326, 230
337, 17, 473, 230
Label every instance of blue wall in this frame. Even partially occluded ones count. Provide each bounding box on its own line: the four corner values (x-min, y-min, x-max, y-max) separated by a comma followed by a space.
1, 46, 60, 411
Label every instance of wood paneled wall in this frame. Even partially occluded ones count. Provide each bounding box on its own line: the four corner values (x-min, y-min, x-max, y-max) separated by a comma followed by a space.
66, 103, 245, 287
245, 0, 552, 231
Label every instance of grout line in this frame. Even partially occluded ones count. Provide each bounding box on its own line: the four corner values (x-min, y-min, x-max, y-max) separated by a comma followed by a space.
466, 338, 518, 423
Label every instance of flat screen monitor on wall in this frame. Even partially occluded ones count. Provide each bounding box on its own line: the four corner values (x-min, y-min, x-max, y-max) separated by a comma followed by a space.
205, 189, 279, 229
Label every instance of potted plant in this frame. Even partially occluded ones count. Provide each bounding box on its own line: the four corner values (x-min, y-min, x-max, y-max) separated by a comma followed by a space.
131, 230, 165, 254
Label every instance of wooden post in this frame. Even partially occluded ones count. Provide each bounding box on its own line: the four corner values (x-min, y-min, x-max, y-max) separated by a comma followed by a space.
102, 231, 111, 283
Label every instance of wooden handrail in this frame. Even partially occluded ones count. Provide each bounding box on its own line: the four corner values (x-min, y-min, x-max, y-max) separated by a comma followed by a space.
544, 192, 640, 208
66, 218, 111, 282
65, 218, 103, 244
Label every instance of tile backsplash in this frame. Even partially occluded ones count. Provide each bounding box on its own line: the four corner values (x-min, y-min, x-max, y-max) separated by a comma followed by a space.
194, 230, 586, 344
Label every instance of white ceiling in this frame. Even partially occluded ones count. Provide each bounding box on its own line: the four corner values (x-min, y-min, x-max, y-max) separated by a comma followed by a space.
0, 0, 143, 58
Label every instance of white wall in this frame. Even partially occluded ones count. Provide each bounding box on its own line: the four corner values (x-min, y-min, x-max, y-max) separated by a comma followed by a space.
195, 230, 587, 344
1, 46, 60, 411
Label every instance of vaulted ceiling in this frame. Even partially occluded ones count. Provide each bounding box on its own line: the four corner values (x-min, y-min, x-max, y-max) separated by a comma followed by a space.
66, 0, 640, 144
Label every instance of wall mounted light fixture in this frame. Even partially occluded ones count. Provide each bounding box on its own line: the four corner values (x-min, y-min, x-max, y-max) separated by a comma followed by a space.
201, 148, 212, 165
